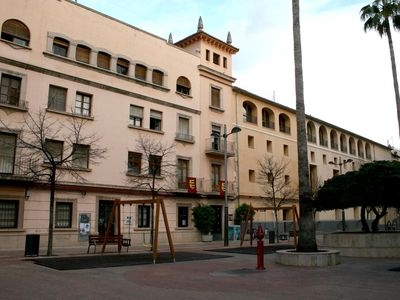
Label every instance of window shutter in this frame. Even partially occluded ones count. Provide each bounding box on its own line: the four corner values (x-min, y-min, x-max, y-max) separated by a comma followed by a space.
135, 64, 147, 80
152, 70, 163, 85
97, 52, 110, 69
2, 19, 30, 41
76, 45, 90, 63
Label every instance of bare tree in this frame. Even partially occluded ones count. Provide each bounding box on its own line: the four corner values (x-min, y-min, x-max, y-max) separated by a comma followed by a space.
257, 155, 296, 241
127, 134, 176, 247
1, 108, 106, 256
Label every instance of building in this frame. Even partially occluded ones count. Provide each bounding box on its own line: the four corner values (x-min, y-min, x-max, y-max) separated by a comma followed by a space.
0, 0, 394, 250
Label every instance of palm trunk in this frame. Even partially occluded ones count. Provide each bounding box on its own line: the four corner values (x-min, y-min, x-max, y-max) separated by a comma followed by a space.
292, 0, 317, 252
386, 26, 400, 138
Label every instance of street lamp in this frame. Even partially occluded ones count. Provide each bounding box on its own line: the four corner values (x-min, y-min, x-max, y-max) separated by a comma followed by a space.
212, 124, 241, 246
328, 157, 353, 231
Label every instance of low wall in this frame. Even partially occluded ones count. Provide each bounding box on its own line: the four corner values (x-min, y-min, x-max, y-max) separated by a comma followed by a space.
322, 232, 400, 258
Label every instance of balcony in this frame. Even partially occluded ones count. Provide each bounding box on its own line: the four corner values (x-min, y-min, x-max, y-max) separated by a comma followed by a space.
175, 177, 235, 195
262, 120, 275, 129
175, 132, 194, 143
0, 98, 28, 110
0, 155, 36, 180
205, 138, 236, 157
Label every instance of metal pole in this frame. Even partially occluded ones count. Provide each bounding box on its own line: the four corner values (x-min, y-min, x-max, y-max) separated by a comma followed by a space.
339, 158, 346, 232
223, 124, 229, 247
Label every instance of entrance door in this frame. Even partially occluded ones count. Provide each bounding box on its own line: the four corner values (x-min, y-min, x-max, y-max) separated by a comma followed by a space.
98, 200, 115, 235
211, 205, 222, 240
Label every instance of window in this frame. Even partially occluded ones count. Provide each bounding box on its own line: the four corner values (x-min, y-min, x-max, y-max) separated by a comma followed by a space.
117, 58, 129, 75
48, 85, 67, 111
97, 51, 110, 70
75, 92, 91, 116
319, 126, 328, 147
206, 49, 210, 61
213, 52, 220, 65
243, 102, 257, 124
249, 170, 255, 182
76, 44, 90, 63
266, 140, 272, 153
148, 155, 161, 176
211, 163, 221, 192
128, 151, 141, 174
72, 144, 89, 169
177, 159, 189, 189
0, 132, 17, 174
129, 105, 143, 127
44, 139, 63, 163
211, 86, 221, 108
177, 206, 189, 227
262, 108, 274, 129
223, 57, 227, 68
0, 200, 19, 228
307, 122, 316, 143
152, 70, 163, 86
138, 205, 150, 228
279, 114, 290, 134
248, 135, 254, 148
323, 154, 327, 164
150, 110, 162, 131
1, 74, 21, 106
330, 130, 339, 150
176, 76, 191, 95
283, 144, 289, 156
1, 19, 30, 46
340, 134, 347, 153
211, 125, 221, 151
177, 116, 192, 141
135, 64, 147, 80
284, 175, 290, 184
310, 151, 315, 162
52, 37, 69, 57
55, 202, 72, 228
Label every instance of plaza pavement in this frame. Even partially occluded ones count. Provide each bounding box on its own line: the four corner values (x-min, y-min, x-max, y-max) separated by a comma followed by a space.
0, 240, 399, 300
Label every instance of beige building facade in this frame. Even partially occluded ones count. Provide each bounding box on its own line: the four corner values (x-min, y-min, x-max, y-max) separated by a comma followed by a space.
0, 0, 395, 250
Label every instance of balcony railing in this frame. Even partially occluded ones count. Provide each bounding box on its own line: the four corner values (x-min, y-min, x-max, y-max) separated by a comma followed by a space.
175, 132, 194, 143
175, 177, 235, 195
0, 155, 37, 177
243, 114, 257, 124
205, 138, 236, 157
262, 120, 275, 129
0, 98, 28, 110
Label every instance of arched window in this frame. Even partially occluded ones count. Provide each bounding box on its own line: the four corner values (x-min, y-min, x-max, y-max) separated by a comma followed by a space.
76, 44, 91, 63
349, 137, 356, 155
1, 19, 30, 46
52, 37, 69, 57
97, 51, 110, 70
330, 130, 338, 150
365, 143, 372, 159
307, 121, 316, 143
357, 140, 364, 158
176, 76, 191, 95
319, 126, 328, 147
117, 58, 129, 75
279, 114, 290, 134
135, 64, 147, 80
243, 101, 257, 124
152, 69, 163, 86
340, 134, 347, 153
262, 108, 274, 129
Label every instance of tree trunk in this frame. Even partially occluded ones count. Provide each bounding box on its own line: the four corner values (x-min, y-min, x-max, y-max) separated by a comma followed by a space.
360, 206, 370, 232
386, 25, 400, 138
292, 0, 317, 252
47, 169, 56, 256
371, 206, 387, 232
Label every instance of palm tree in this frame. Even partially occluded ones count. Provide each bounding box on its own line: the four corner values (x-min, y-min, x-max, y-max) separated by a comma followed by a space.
361, 0, 400, 138
292, 0, 318, 252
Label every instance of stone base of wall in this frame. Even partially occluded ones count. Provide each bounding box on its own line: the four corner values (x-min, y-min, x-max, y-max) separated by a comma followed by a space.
322, 232, 400, 258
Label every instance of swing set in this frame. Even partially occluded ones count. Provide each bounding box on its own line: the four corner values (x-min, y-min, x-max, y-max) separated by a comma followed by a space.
101, 197, 175, 263
240, 204, 299, 247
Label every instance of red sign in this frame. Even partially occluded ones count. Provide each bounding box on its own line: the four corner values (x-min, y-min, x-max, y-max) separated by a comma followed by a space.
187, 177, 197, 193
220, 180, 225, 196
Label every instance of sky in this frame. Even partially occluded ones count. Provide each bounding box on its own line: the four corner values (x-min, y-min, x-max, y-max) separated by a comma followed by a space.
77, 0, 400, 148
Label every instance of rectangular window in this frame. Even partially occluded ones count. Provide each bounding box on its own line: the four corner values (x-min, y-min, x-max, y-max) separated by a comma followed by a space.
129, 105, 143, 127
211, 163, 221, 192
177, 158, 189, 189
152, 70, 163, 86
76, 45, 90, 63
72, 144, 89, 169
117, 58, 129, 75
48, 85, 67, 111
138, 205, 150, 228
223, 57, 227, 68
177, 206, 189, 228
148, 155, 161, 176
150, 110, 162, 131
0, 200, 18, 228
75, 92, 91, 116
0, 132, 17, 174
211, 125, 221, 151
310, 151, 315, 163
249, 170, 255, 182
213, 53, 220, 65
55, 202, 72, 228
97, 52, 110, 69
128, 151, 141, 174
266, 140, 272, 153
135, 64, 147, 80
177, 116, 191, 141
1, 74, 21, 106
283, 144, 289, 156
284, 175, 290, 185
248, 135, 254, 148
211, 86, 221, 108
206, 49, 210, 61
44, 139, 63, 163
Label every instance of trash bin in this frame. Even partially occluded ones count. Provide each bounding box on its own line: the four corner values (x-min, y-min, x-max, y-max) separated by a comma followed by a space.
25, 234, 40, 256
269, 231, 275, 244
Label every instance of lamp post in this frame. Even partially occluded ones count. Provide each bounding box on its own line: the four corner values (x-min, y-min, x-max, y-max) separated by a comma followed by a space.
213, 124, 241, 247
328, 157, 353, 231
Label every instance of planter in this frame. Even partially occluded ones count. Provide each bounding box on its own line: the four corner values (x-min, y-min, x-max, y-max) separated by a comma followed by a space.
276, 249, 340, 267
322, 232, 400, 258
201, 234, 213, 242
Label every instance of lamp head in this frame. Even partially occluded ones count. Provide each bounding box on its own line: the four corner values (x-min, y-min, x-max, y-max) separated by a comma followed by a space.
230, 126, 241, 134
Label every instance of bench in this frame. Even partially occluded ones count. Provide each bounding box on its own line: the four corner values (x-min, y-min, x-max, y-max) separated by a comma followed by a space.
279, 230, 298, 241
87, 234, 131, 254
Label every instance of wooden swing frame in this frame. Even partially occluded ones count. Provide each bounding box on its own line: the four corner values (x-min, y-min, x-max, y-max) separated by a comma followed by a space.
102, 197, 175, 263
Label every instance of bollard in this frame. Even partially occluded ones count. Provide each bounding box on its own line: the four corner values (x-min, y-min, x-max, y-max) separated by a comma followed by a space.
256, 224, 265, 270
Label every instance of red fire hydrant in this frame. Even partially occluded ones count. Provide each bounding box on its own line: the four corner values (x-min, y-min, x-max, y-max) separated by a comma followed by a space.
256, 224, 265, 270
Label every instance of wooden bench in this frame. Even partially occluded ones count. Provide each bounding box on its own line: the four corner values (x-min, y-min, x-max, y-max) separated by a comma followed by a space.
87, 234, 131, 254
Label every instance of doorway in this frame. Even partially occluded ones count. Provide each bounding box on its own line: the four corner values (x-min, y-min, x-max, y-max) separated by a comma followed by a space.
98, 200, 115, 235
211, 205, 222, 240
